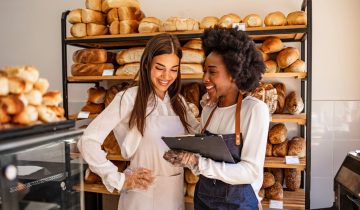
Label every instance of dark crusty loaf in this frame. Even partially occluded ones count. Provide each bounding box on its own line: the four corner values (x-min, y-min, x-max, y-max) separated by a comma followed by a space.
268, 123, 288, 144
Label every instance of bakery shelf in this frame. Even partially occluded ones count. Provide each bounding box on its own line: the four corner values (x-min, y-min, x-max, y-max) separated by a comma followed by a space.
70, 152, 126, 161
271, 113, 306, 125
73, 183, 120, 195
261, 189, 305, 210
262, 72, 307, 79
64, 25, 307, 48
69, 113, 98, 120
264, 157, 306, 170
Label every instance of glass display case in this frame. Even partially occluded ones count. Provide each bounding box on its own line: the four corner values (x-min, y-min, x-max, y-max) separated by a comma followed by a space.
0, 127, 84, 210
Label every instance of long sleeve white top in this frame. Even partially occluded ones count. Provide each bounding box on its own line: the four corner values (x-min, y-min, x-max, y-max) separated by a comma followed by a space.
195, 96, 269, 201
77, 86, 200, 193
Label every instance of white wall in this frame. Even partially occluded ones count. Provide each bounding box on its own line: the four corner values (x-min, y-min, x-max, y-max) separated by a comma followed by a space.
1, 0, 360, 209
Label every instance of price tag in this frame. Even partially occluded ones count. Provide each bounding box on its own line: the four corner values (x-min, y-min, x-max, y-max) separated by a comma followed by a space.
77, 111, 90, 119
269, 200, 283, 209
232, 23, 246, 31
286, 156, 300, 164
102, 69, 114, 76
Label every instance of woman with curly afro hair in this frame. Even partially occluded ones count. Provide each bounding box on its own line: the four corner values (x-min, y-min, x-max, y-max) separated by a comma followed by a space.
164, 26, 269, 210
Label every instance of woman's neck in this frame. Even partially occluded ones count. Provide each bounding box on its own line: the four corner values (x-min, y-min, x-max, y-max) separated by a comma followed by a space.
218, 89, 239, 107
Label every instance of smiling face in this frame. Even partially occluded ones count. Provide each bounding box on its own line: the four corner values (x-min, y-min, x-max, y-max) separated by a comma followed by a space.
150, 53, 180, 99
203, 51, 238, 106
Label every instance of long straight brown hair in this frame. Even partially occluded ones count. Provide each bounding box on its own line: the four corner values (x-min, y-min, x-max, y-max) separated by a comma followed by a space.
128, 33, 190, 135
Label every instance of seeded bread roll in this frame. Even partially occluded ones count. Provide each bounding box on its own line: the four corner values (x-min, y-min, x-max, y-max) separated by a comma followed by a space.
185, 169, 199, 184
243, 14, 262, 27
287, 11, 307, 25
285, 169, 301, 191
200, 16, 219, 29
42, 91, 62, 106
264, 11, 286, 26
285, 91, 304, 115
266, 143, 273, 157
265, 182, 283, 200
268, 123, 288, 144
276, 47, 300, 69
262, 172, 275, 188
272, 139, 289, 157
87, 86, 106, 104
288, 136, 306, 157
261, 37, 284, 53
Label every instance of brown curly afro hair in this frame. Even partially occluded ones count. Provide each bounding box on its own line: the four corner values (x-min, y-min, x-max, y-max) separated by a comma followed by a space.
201, 26, 265, 92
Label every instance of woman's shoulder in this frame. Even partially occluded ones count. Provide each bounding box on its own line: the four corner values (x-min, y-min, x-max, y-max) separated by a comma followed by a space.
115, 85, 138, 102
243, 96, 269, 113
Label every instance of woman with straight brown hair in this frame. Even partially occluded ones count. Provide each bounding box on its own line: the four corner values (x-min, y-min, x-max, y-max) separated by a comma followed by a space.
78, 33, 200, 210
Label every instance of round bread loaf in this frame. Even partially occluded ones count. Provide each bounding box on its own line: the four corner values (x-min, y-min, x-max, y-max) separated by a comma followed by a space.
272, 139, 289, 157
288, 136, 306, 157
88, 86, 106, 104
257, 48, 269, 62
268, 123, 288, 144
218, 13, 241, 28
276, 47, 300, 69
200, 16, 219, 29
285, 91, 304, 115
284, 59, 306, 73
264, 60, 278, 73
261, 37, 284, 53
264, 11, 286, 26
262, 172, 276, 188
265, 182, 283, 200
287, 11, 307, 25
243, 14, 262, 27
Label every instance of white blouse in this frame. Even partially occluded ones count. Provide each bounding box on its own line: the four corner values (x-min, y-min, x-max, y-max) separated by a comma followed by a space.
195, 96, 270, 201
77, 86, 200, 193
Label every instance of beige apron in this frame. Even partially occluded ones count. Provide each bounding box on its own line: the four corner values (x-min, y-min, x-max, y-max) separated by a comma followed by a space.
118, 115, 185, 210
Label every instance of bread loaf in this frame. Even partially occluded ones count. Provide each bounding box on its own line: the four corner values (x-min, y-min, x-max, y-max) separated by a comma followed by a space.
118, 7, 143, 21
42, 91, 62, 106
218, 13, 241, 28
71, 63, 114, 76
285, 169, 301, 191
116, 63, 140, 76
8, 77, 26, 94
162, 17, 177, 32
116, 47, 144, 65
284, 59, 306, 73
102, 0, 141, 13
243, 14, 262, 27
73, 49, 109, 64
250, 83, 278, 114
288, 136, 306, 157
109, 21, 120, 35
285, 91, 304, 114
268, 123, 287, 144
265, 182, 283, 200
0, 95, 25, 115
261, 37, 284, 53
257, 48, 269, 62
183, 39, 202, 50
264, 60, 278, 73
102, 131, 121, 155
68, 9, 82, 24
25, 90, 42, 106
37, 105, 59, 123
266, 143, 272, 156
287, 11, 307, 25
262, 172, 275, 188
272, 139, 289, 157
70, 23, 87, 38
274, 83, 286, 114
270, 168, 284, 185
0, 108, 11, 124
0, 77, 9, 96
264, 11, 286, 26
107, 8, 118, 24
88, 86, 106, 104
81, 102, 104, 114
182, 49, 205, 64
86, 0, 102, 12
34, 78, 49, 94
180, 64, 203, 74
87, 23, 108, 36
105, 82, 129, 106
276, 47, 300, 69
185, 169, 199, 184
82, 9, 105, 25
84, 168, 101, 184
12, 105, 38, 125
182, 83, 200, 108
200, 16, 219, 29
47, 106, 65, 118
138, 17, 161, 33
187, 102, 199, 118
119, 20, 139, 34
187, 184, 196, 198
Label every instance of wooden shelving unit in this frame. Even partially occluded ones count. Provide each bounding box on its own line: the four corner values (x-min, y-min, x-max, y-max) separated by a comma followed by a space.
264, 157, 306, 170
261, 190, 305, 210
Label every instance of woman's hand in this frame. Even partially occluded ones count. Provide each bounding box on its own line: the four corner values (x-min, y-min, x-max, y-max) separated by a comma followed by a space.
163, 150, 199, 170
123, 167, 155, 190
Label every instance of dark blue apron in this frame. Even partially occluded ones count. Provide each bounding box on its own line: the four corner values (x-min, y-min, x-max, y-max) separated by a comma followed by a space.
194, 94, 259, 210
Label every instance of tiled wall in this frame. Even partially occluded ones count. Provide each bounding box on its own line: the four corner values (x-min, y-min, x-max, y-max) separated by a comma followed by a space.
311, 100, 360, 209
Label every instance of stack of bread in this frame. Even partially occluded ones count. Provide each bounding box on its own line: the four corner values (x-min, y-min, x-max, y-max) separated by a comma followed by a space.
184, 168, 199, 198
160, 17, 199, 32
181, 82, 201, 118
264, 11, 307, 27
181, 39, 205, 76
81, 86, 106, 114
115, 47, 144, 77
0, 66, 65, 128
249, 83, 278, 114
71, 48, 115, 76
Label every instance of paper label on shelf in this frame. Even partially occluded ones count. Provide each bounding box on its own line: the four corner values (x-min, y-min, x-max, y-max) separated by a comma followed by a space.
102, 69, 114, 76
269, 200, 283, 209
77, 111, 90, 119
286, 156, 300, 164
232, 23, 246, 31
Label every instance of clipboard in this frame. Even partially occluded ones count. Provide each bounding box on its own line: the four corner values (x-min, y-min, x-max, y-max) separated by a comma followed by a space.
162, 134, 235, 163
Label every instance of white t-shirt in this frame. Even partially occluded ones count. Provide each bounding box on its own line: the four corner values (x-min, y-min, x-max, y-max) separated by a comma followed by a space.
77, 86, 200, 193
195, 96, 269, 201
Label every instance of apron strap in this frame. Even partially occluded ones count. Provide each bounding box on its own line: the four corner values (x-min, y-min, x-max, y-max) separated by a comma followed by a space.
201, 93, 243, 146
